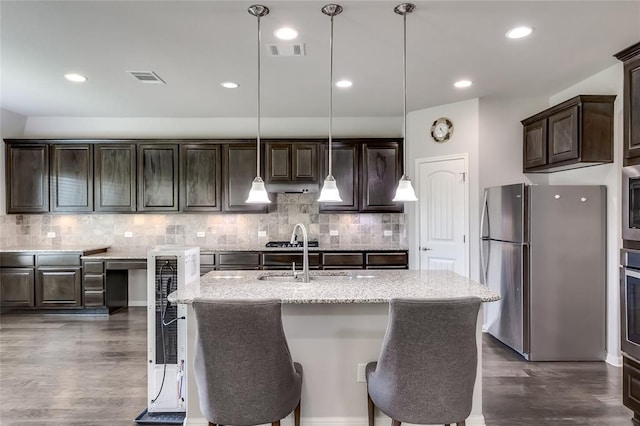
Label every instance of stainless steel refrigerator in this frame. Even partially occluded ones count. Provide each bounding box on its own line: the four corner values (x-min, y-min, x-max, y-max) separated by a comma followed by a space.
480, 184, 606, 361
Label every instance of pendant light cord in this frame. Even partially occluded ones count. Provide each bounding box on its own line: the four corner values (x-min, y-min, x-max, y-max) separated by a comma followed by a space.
256, 11, 262, 178
328, 12, 334, 176
402, 11, 407, 177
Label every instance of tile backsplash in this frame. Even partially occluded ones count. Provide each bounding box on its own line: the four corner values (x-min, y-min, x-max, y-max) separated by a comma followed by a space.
0, 194, 406, 249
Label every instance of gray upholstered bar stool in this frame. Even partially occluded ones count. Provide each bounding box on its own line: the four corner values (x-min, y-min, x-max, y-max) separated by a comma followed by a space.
366, 297, 481, 426
192, 298, 303, 426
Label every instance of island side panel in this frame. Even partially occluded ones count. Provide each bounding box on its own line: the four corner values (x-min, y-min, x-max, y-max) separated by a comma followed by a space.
185, 303, 486, 426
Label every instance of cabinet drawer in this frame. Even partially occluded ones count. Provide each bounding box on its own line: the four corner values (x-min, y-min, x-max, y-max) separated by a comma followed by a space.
84, 291, 105, 307
37, 254, 81, 267
83, 275, 104, 291
200, 254, 215, 266
218, 253, 261, 266
0, 254, 35, 267
624, 356, 640, 413
263, 253, 321, 267
366, 252, 408, 267
323, 253, 363, 267
83, 261, 104, 274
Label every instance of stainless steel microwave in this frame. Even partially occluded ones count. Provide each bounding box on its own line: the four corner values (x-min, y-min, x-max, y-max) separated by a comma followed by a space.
623, 165, 640, 242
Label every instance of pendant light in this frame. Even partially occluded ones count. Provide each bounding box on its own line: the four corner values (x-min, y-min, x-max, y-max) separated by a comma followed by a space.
317, 4, 343, 203
246, 4, 271, 204
392, 3, 418, 202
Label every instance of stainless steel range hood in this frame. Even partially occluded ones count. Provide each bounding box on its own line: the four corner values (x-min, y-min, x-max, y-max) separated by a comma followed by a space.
265, 182, 320, 193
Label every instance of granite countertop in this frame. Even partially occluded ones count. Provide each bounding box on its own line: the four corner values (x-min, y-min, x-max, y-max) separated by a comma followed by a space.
82, 249, 148, 260
0, 246, 108, 255
168, 269, 500, 304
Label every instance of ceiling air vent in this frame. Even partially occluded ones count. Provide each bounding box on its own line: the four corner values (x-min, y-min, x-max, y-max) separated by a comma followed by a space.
266, 43, 306, 57
127, 71, 166, 84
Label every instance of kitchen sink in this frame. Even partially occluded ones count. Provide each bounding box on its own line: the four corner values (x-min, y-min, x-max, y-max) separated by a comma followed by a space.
257, 272, 375, 281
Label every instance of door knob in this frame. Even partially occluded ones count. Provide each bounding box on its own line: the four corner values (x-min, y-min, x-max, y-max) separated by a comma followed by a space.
420, 247, 432, 251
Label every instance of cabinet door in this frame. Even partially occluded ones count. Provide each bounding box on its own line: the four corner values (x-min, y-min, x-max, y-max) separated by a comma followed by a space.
223, 144, 269, 212
320, 143, 359, 212
625, 56, 640, 160
138, 144, 179, 211
36, 268, 82, 308
6, 144, 49, 213
180, 144, 221, 212
292, 143, 318, 181
523, 119, 547, 170
95, 144, 136, 212
0, 268, 35, 307
361, 142, 402, 212
50, 144, 93, 212
548, 105, 579, 164
266, 143, 291, 182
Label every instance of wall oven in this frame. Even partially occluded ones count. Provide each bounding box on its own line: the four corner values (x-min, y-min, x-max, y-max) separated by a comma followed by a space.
621, 249, 640, 361
623, 165, 640, 243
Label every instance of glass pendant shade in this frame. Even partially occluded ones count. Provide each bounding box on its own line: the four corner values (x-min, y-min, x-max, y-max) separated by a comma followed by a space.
246, 176, 271, 203
392, 175, 418, 202
318, 175, 342, 202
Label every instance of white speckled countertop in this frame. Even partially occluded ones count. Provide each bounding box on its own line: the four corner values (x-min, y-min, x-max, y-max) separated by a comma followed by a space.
0, 246, 109, 255
168, 269, 500, 304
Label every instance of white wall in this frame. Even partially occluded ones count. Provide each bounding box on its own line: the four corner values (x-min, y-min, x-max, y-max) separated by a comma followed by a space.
478, 96, 550, 190
23, 116, 400, 139
1, 108, 28, 216
547, 63, 624, 366
405, 98, 480, 280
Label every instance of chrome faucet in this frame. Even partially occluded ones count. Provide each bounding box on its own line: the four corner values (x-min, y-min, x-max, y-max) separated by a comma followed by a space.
290, 223, 309, 283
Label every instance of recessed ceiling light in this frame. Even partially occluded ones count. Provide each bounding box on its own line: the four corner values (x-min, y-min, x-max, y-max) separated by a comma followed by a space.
275, 27, 298, 40
64, 73, 87, 83
220, 82, 239, 89
336, 80, 352, 88
454, 80, 472, 88
506, 26, 533, 39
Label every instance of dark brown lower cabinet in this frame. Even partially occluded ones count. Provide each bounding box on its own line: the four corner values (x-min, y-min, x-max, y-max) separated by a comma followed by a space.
365, 252, 409, 269
624, 356, 640, 425
262, 253, 322, 269
36, 268, 82, 308
0, 268, 35, 307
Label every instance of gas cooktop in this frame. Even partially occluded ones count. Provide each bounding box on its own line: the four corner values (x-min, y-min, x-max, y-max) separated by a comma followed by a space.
266, 241, 319, 248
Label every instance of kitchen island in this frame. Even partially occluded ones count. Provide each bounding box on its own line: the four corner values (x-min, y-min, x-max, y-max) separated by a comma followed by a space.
169, 269, 499, 426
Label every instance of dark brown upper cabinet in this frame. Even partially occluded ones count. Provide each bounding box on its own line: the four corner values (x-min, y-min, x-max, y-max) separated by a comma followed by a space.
523, 119, 547, 169
180, 144, 221, 212
50, 144, 93, 212
319, 141, 360, 212
95, 143, 137, 212
6, 143, 49, 213
361, 141, 402, 212
615, 42, 640, 165
521, 95, 616, 173
222, 143, 270, 213
265, 141, 319, 182
138, 144, 179, 211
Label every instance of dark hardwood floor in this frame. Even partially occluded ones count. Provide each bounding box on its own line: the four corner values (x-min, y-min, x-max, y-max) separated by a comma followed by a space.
483, 334, 633, 425
0, 308, 634, 425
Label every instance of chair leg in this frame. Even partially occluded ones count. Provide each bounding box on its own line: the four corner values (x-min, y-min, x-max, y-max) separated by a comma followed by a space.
391, 419, 401, 426
367, 392, 375, 426
272, 421, 280, 426
294, 399, 301, 426
208, 423, 216, 426
457, 422, 466, 426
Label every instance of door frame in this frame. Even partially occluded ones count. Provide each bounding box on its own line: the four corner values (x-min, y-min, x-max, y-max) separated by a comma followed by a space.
413, 153, 470, 277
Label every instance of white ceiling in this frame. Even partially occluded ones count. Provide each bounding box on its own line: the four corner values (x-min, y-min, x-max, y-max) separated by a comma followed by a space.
1, 0, 639, 118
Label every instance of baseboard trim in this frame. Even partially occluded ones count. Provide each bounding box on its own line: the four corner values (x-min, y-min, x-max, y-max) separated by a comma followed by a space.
185, 414, 486, 426
606, 352, 623, 367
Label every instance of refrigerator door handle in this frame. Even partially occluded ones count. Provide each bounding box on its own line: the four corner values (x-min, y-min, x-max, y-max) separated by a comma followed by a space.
481, 189, 490, 239
480, 190, 490, 284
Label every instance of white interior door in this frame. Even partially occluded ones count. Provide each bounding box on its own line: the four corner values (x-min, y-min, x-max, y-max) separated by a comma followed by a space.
417, 157, 467, 275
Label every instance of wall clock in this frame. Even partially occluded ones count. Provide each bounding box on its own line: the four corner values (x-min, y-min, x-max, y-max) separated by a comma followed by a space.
430, 117, 454, 143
